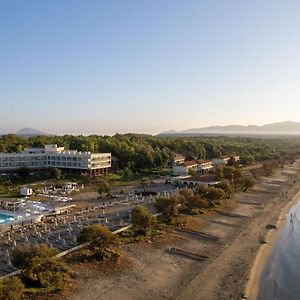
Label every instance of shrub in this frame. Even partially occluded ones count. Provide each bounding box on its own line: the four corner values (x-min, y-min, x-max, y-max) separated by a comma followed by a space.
206, 187, 225, 204
195, 185, 209, 197
131, 205, 156, 234
36, 257, 69, 291
77, 224, 115, 252
186, 195, 209, 209
98, 179, 110, 196
140, 177, 150, 192
11, 244, 69, 292
179, 189, 194, 200
0, 277, 24, 300
216, 179, 232, 198
11, 244, 58, 280
238, 176, 255, 191
155, 195, 178, 221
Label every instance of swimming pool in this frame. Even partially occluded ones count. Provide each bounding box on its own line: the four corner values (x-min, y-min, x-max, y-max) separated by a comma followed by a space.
0, 213, 16, 224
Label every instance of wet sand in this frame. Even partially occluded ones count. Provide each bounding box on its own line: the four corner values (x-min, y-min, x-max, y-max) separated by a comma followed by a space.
245, 184, 300, 299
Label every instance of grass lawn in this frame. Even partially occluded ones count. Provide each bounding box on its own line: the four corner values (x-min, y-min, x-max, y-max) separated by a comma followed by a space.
0, 192, 21, 198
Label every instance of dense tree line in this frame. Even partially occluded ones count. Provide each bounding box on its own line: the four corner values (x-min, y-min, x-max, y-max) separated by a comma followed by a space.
1, 134, 300, 171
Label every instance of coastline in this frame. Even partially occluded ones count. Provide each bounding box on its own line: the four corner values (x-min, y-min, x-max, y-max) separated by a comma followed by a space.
245, 184, 300, 299
66, 160, 300, 300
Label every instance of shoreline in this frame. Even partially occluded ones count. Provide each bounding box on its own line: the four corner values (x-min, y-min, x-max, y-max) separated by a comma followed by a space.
172, 160, 300, 300
245, 183, 300, 299
66, 160, 300, 300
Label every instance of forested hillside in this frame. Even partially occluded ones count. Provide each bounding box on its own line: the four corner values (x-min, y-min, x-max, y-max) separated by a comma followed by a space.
0, 134, 299, 170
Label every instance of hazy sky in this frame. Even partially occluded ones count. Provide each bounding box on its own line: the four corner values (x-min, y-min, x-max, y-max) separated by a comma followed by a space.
1, 1, 300, 135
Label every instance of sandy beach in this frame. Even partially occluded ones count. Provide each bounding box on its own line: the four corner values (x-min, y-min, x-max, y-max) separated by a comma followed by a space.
67, 159, 300, 300
245, 178, 300, 299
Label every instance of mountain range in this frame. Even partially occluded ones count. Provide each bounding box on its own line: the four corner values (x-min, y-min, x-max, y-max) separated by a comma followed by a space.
3, 122, 300, 137
160, 121, 300, 136
15, 128, 51, 137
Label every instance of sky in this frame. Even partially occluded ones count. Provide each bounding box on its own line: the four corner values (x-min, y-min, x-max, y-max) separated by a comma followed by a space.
0, 0, 300, 135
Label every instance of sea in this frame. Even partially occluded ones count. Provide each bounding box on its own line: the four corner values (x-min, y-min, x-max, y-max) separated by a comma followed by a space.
258, 200, 300, 299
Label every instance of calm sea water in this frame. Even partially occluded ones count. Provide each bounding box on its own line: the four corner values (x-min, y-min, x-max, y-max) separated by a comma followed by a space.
258, 200, 300, 300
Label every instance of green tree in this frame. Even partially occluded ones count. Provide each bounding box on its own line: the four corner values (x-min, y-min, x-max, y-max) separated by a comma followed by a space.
140, 177, 150, 192
262, 161, 278, 176
223, 166, 235, 183
195, 185, 209, 197
179, 188, 194, 201
17, 167, 31, 178
11, 244, 58, 280
240, 155, 255, 165
11, 244, 69, 292
122, 167, 133, 179
188, 168, 196, 176
186, 194, 209, 209
216, 179, 232, 198
131, 205, 156, 233
215, 166, 224, 180
155, 195, 178, 220
0, 277, 24, 300
206, 187, 225, 204
53, 168, 62, 180
77, 224, 115, 252
134, 146, 154, 169
98, 179, 110, 197
16, 144, 23, 153
239, 176, 255, 191
36, 258, 69, 291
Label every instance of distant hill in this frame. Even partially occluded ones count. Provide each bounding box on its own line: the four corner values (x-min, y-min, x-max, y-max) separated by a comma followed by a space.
160, 121, 300, 136
15, 128, 51, 137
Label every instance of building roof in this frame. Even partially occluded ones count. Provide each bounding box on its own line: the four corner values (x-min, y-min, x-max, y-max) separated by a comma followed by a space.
177, 160, 198, 167
173, 152, 185, 158
197, 159, 212, 164
218, 155, 231, 160
181, 174, 219, 183
214, 155, 230, 160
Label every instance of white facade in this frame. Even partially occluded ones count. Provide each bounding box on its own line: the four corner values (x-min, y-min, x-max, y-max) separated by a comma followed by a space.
0, 151, 47, 170
197, 160, 214, 173
0, 144, 111, 175
180, 175, 220, 187
20, 187, 33, 196
173, 154, 185, 165
232, 155, 240, 162
173, 161, 198, 176
173, 160, 214, 176
173, 165, 189, 176
212, 156, 231, 166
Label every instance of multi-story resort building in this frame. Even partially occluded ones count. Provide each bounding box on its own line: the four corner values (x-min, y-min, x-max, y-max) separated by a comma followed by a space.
0, 144, 111, 176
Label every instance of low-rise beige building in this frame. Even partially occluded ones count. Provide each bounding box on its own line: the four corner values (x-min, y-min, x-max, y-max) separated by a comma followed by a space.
173, 160, 198, 176
197, 159, 214, 174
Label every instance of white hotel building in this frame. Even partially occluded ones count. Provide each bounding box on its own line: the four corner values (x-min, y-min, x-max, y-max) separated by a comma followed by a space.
0, 144, 111, 176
